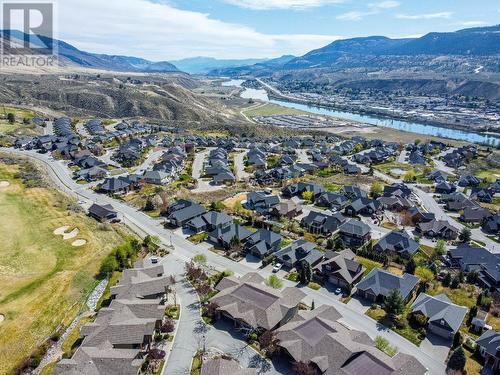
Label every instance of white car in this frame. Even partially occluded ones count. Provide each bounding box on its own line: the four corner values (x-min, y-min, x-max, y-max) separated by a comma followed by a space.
272, 263, 283, 273
334, 288, 342, 295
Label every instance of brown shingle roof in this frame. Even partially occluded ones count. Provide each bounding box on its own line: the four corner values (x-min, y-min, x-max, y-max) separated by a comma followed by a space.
211, 272, 305, 330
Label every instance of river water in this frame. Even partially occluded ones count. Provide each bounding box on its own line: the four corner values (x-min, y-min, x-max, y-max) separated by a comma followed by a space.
223, 79, 500, 147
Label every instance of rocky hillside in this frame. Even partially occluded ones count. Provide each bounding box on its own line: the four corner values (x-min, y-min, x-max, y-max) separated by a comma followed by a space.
0, 75, 232, 123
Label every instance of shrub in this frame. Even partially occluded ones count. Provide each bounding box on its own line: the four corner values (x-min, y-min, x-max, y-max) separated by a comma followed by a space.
308, 282, 321, 290
265, 275, 283, 289
409, 313, 428, 328
374, 336, 398, 357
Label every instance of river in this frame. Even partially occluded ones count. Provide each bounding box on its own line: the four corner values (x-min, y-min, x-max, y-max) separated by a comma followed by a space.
223, 79, 500, 147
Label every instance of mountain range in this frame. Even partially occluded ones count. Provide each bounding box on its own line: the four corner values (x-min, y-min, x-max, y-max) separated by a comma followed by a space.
1, 25, 499, 75
169, 57, 271, 74
211, 25, 500, 75
0, 30, 179, 73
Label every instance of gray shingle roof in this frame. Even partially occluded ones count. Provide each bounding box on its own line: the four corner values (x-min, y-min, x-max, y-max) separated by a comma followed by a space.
356, 268, 419, 301
411, 293, 467, 334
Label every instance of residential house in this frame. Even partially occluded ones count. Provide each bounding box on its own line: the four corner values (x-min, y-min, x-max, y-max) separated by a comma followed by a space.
281, 182, 324, 200
275, 240, 323, 270
314, 249, 365, 289
167, 200, 206, 227
211, 272, 305, 332
470, 187, 494, 203
377, 195, 413, 212
316, 192, 349, 211
208, 224, 253, 250
275, 305, 426, 375
435, 181, 456, 194
483, 214, 500, 235
88, 203, 118, 222
270, 199, 302, 219
448, 245, 500, 290
184, 211, 233, 234
301, 211, 347, 236
408, 206, 435, 224
143, 170, 170, 185
416, 219, 459, 240
476, 330, 500, 373
55, 258, 172, 375
245, 191, 280, 214
373, 231, 420, 258
245, 229, 282, 259
338, 219, 371, 248
356, 268, 419, 303
340, 185, 368, 200
344, 197, 381, 217
201, 357, 257, 375
411, 293, 467, 339
460, 206, 492, 224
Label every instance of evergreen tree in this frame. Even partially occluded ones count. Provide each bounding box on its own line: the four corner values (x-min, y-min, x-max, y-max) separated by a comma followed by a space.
7, 113, 15, 123
467, 305, 478, 326
447, 347, 466, 371
452, 331, 462, 349
298, 260, 312, 285
405, 258, 416, 275
383, 289, 405, 318
459, 228, 472, 243
442, 273, 452, 287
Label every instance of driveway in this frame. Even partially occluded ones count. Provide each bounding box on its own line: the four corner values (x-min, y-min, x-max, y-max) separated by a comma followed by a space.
420, 333, 452, 363
239, 254, 263, 270
346, 296, 372, 314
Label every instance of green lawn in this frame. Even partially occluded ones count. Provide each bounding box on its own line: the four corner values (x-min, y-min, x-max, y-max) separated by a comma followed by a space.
356, 256, 383, 275
475, 168, 500, 182
366, 308, 422, 346
0, 106, 39, 136
427, 282, 479, 309
0, 159, 128, 375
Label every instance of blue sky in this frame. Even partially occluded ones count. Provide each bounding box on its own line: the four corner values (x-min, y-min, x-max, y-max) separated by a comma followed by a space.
51, 0, 499, 60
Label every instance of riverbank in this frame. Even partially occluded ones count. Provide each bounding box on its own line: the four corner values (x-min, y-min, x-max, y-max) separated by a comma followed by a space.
268, 92, 499, 138
225, 78, 499, 147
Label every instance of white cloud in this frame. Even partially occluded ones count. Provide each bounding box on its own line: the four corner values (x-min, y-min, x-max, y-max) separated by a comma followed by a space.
456, 20, 487, 27
371, 1, 400, 9
396, 12, 453, 20
51, 0, 340, 60
336, 1, 398, 21
220, 0, 345, 10
336, 11, 376, 21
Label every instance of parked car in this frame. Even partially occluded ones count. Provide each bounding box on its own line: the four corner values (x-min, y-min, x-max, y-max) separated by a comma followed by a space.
272, 263, 283, 273
334, 288, 342, 295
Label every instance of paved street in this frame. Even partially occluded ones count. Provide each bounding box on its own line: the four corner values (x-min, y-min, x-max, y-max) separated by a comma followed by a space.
1, 148, 448, 374
234, 149, 251, 181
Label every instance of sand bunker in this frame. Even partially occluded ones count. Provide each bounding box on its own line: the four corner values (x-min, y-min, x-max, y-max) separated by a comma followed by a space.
54, 226, 80, 240
0, 314, 4, 324
71, 239, 87, 247
0, 181, 10, 189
